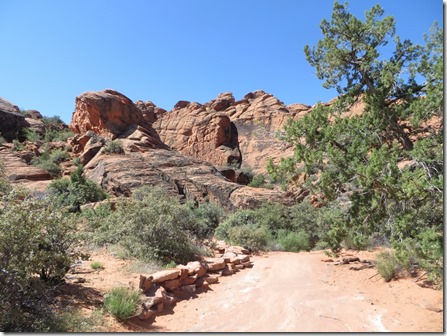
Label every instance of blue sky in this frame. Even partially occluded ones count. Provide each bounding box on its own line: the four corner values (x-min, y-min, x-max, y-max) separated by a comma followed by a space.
0, 0, 443, 123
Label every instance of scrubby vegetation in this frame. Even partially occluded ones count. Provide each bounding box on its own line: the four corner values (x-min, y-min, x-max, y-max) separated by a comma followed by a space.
104, 287, 140, 320
0, 184, 78, 331
268, 2, 443, 284
48, 165, 107, 212
102, 139, 124, 154
84, 187, 220, 265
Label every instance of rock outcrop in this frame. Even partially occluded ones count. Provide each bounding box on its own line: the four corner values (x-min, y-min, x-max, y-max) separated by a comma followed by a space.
69, 90, 166, 149
223, 90, 311, 173
153, 96, 241, 167
67, 89, 290, 209
0, 97, 30, 141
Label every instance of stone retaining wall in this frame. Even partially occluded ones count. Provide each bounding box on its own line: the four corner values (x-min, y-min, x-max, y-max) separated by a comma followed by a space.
136, 244, 253, 320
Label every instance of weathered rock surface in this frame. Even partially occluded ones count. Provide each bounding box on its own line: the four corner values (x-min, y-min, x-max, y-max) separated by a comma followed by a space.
153, 97, 241, 167
69, 90, 165, 149
0, 97, 30, 141
223, 90, 311, 174
0, 146, 53, 191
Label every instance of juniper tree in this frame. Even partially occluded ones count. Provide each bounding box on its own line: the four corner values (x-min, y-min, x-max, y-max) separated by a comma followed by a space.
268, 2, 443, 280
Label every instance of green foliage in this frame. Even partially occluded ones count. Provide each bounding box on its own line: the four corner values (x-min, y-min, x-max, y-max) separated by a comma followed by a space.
90, 261, 104, 270
48, 308, 107, 332
103, 287, 140, 320
276, 230, 310, 252
93, 187, 205, 264
190, 202, 226, 239
48, 165, 107, 212
0, 136, 6, 145
226, 224, 272, 252
41, 115, 65, 127
11, 139, 24, 151
269, 1, 443, 282
376, 250, 402, 282
0, 191, 77, 331
247, 173, 273, 189
103, 140, 124, 154
49, 148, 70, 164
0, 160, 12, 196
24, 128, 42, 142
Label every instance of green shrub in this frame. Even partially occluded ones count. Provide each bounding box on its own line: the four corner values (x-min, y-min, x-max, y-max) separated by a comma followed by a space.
191, 202, 226, 239
34, 160, 61, 177
276, 230, 310, 252
51, 129, 74, 142
93, 187, 202, 264
48, 165, 107, 212
0, 160, 11, 196
214, 209, 258, 241
104, 287, 140, 320
376, 250, 402, 282
248, 173, 267, 188
0, 192, 77, 331
49, 148, 69, 164
11, 139, 24, 151
226, 224, 272, 251
90, 261, 104, 270
24, 128, 41, 142
103, 140, 124, 154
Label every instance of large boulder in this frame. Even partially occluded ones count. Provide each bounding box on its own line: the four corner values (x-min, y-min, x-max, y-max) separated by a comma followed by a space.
153, 98, 241, 167
0, 97, 30, 141
224, 90, 311, 174
69, 90, 165, 149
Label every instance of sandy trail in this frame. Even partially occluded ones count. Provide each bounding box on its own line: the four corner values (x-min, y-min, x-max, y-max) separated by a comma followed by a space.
138, 251, 442, 332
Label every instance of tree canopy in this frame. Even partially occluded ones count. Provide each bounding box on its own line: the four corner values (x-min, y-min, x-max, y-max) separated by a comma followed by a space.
268, 1, 443, 282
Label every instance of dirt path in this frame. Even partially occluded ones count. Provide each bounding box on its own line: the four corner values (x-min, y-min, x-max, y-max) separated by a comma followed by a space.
131, 251, 443, 332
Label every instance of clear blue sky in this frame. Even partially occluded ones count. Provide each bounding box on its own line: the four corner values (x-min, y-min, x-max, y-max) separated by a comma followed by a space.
0, 0, 442, 123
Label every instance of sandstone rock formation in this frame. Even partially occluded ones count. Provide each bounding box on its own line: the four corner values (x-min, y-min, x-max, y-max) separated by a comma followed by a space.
66, 89, 291, 209
223, 90, 311, 173
0, 97, 30, 141
153, 97, 241, 167
69, 90, 165, 149
0, 146, 53, 191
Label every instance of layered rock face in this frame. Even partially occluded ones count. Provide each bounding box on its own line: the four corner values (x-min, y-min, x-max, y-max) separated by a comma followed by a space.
153, 91, 311, 174
223, 90, 311, 173
69, 89, 165, 148
68, 89, 290, 209
153, 95, 241, 167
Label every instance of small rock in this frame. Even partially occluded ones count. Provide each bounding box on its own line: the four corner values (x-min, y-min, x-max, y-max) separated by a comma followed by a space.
163, 279, 181, 291
342, 257, 360, 264
151, 269, 180, 283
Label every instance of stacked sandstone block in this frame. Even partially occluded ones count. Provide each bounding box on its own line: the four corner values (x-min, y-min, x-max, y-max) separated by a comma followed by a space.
137, 244, 253, 320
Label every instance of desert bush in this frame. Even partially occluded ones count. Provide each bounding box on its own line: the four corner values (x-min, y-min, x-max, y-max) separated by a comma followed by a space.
376, 250, 402, 282
34, 160, 61, 177
0, 192, 77, 331
276, 230, 310, 252
103, 140, 124, 154
104, 287, 140, 320
190, 202, 226, 239
0, 160, 11, 196
48, 165, 107, 212
24, 128, 42, 142
90, 261, 104, 270
214, 209, 258, 242
226, 224, 272, 252
248, 173, 267, 188
49, 148, 69, 164
11, 139, 24, 151
0, 136, 6, 145
93, 187, 203, 264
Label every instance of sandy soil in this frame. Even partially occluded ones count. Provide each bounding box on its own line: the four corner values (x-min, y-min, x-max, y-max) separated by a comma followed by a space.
61, 249, 443, 332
